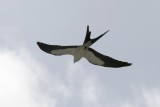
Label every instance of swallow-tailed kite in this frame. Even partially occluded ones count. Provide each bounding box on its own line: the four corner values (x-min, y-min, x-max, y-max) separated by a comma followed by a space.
37, 26, 132, 68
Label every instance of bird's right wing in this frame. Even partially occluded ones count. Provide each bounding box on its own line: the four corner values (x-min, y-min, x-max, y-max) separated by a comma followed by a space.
37, 42, 78, 56
84, 48, 132, 68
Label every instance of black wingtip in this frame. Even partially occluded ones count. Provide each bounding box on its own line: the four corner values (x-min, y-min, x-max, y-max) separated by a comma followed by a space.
37, 41, 41, 47
37, 41, 43, 49
123, 62, 132, 67
128, 63, 132, 66
37, 41, 51, 53
37, 41, 40, 46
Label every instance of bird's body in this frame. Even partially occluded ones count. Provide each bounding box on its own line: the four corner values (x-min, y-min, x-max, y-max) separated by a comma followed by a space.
37, 26, 132, 68
73, 46, 87, 63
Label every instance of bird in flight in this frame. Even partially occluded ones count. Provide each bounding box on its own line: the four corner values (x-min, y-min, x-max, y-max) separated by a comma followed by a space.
37, 26, 132, 68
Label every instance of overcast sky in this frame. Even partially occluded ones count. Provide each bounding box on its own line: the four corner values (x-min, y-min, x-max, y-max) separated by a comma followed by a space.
0, 0, 160, 107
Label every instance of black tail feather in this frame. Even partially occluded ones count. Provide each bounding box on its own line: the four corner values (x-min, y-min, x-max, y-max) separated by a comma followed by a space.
83, 25, 109, 46
91, 30, 109, 44
83, 25, 91, 44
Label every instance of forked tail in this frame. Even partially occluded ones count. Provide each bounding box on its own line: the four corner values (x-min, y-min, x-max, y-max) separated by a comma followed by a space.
83, 25, 109, 46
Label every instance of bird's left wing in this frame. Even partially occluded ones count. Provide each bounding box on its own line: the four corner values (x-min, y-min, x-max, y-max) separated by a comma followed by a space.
84, 48, 132, 68
37, 42, 78, 56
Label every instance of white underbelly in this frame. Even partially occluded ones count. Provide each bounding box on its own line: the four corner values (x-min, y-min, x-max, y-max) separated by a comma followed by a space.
73, 47, 87, 62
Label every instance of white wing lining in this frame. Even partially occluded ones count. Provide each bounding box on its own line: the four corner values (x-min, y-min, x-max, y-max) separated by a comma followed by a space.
51, 48, 76, 56
84, 48, 131, 67
37, 42, 78, 56
84, 49, 104, 65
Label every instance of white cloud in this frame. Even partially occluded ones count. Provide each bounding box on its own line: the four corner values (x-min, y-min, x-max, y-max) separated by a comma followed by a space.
64, 61, 107, 107
121, 87, 160, 107
0, 47, 57, 107
81, 76, 100, 107
0, 49, 37, 107
1, 46, 160, 107
0, 25, 104, 107
143, 88, 160, 107
1, 26, 160, 107
0, 42, 102, 107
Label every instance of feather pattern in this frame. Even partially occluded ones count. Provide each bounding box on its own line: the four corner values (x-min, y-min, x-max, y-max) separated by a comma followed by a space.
84, 48, 132, 67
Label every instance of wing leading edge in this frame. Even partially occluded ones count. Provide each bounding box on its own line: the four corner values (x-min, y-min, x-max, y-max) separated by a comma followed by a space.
37, 42, 78, 56
84, 48, 132, 68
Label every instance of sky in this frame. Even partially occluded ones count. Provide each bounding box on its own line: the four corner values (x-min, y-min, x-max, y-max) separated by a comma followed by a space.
0, 0, 160, 107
